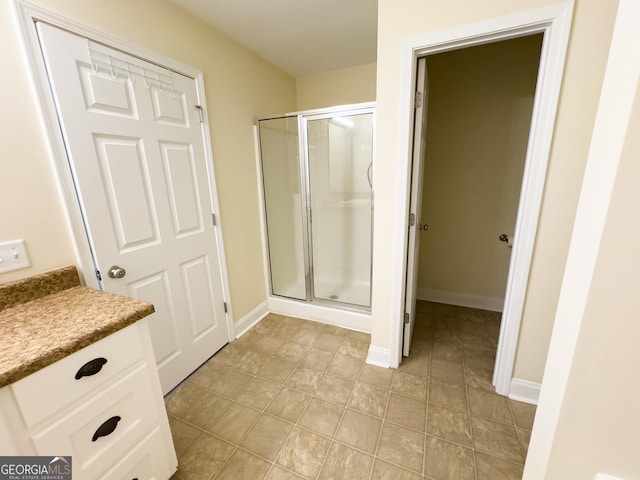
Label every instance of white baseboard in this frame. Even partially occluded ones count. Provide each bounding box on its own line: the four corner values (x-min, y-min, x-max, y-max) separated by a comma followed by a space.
366, 345, 391, 368
234, 301, 270, 339
417, 287, 504, 312
509, 378, 540, 405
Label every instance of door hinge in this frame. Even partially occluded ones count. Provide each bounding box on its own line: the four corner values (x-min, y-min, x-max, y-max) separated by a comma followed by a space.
414, 91, 423, 109
195, 105, 204, 123
404, 312, 410, 324
212, 213, 217, 226
96, 269, 102, 281
409, 212, 416, 227
223, 302, 228, 313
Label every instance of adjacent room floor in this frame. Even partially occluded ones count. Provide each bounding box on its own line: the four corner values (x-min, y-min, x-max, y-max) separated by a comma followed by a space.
166, 301, 535, 480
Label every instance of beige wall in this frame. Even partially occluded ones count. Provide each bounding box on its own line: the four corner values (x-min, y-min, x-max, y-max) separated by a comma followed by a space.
544, 77, 640, 479
0, 0, 297, 321
374, 0, 619, 383
296, 63, 376, 111
417, 35, 542, 304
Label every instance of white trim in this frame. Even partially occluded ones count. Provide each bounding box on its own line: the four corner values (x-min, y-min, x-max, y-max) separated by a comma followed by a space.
523, 0, 640, 477
509, 378, 540, 405
366, 346, 391, 368
233, 301, 270, 339
417, 288, 503, 313
268, 297, 371, 334
389, 2, 574, 387
14, 0, 235, 342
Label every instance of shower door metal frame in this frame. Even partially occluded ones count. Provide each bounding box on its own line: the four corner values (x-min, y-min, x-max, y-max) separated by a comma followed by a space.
257, 102, 376, 312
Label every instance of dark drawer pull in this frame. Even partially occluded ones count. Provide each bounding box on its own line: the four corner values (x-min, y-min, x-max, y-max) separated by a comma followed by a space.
75, 357, 107, 379
92, 415, 121, 441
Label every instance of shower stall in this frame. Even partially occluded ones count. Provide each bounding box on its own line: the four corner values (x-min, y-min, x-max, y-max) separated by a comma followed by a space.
257, 103, 374, 328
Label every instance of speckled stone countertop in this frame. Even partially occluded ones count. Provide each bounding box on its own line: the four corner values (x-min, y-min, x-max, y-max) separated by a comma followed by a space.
0, 266, 154, 388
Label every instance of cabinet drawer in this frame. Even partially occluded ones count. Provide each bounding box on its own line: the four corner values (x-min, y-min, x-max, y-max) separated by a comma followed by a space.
31, 364, 159, 480
12, 324, 144, 428
98, 426, 177, 480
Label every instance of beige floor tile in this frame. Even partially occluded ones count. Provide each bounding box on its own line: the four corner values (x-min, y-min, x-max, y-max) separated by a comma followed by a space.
168, 416, 202, 456
328, 353, 363, 380
358, 364, 394, 389
234, 349, 273, 375
370, 459, 423, 480
212, 344, 245, 368
338, 337, 370, 359
517, 427, 532, 456
471, 416, 524, 463
236, 377, 281, 410
335, 408, 382, 454
430, 358, 465, 386
376, 422, 425, 473
250, 333, 286, 354
186, 360, 227, 391
298, 397, 344, 437
397, 350, 430, 378
275, 342, 310, 363
241, 414, 294, 460
300, 347, 335, 371
276, 427, 331, 479
428, 378, 468, 412
385, 393, 427, 431
468, 387, 513, 424
475, 452, 524, 480
318, 443, 374, 480
391, 371, 428, 400
216, 449, 271, 479
348, 381, 389, 418
176, 433, 235, 480
424, 435, 475, 480
180, 391, 231, 430
258, 357, 297, 384
210, 369, 253, 398
313, 332, 345, 353
165, 383, 205, 417
427, 404, 472, 447
285, 364, 324, 394
266, 387, 311, 423
315, 373, 355, 405
265, 466, 304, 479
209, 402, 260, 444
290, 326, 322, 346
510, 399, 537, 429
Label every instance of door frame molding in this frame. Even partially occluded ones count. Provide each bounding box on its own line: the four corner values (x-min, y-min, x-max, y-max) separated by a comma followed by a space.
391, 2, 574, 395
14, 0, 235, 342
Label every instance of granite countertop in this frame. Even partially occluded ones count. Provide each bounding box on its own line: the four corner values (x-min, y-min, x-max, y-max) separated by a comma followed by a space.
0, 266, 154, 388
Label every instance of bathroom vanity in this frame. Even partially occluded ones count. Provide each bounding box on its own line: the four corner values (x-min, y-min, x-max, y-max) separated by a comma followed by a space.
0, 266, 177, 479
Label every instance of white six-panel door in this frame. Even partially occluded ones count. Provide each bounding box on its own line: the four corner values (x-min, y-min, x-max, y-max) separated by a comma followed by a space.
37, 22, 229, 393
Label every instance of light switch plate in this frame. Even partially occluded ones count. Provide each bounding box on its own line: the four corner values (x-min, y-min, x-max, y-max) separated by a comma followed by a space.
0, 239, 31, 273
596, 475, 625, 480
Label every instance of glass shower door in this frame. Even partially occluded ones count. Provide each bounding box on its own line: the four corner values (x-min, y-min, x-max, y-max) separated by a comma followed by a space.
258, 117, 306, 300
306, 112, 374, 307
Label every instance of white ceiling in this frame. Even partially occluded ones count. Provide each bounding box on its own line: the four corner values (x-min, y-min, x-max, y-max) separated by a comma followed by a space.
171, 0, 378, 77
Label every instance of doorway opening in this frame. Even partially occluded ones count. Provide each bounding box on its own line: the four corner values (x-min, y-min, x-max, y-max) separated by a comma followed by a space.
393, 3, 574, 399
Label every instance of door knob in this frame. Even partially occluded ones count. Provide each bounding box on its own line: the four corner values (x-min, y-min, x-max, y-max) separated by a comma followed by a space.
107, 265, 126, 279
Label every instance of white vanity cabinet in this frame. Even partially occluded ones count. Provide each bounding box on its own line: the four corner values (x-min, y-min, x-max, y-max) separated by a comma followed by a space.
0, 320, 177, 480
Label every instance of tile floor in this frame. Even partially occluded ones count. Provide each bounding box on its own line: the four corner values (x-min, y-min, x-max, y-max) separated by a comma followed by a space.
165, 301, 536, 480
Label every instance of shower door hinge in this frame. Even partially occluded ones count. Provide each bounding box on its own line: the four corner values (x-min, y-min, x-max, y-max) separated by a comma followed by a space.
212, 213, 217, 226
409, 213, 416, 227
404, 312, 410, 324
95, 269, 102, 281
223, 302, 228, 313
195, 105, 204, 123
415, 91, 423, 109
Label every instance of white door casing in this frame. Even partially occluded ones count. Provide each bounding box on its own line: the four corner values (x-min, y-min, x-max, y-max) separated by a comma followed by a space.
36, 22, 229, 394
403, 57, 429, 356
